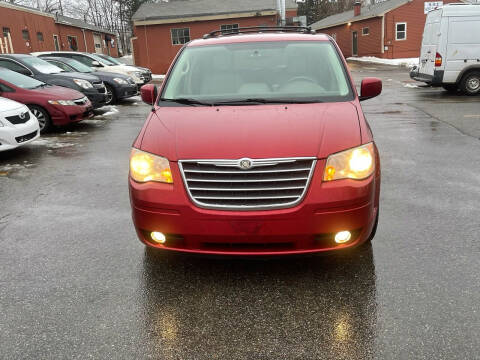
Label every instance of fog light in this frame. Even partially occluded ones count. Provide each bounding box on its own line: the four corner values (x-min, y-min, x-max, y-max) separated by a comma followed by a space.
151, 231, 166, 244
335, 231, 352, 244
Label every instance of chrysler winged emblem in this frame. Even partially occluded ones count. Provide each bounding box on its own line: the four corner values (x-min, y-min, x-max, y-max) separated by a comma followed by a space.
238, 158, 252, 170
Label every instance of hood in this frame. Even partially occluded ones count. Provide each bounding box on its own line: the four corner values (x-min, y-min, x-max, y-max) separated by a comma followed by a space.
31, 85, 86, 100
51, 72, 100, 82
0, 96, 24, 112
140, 102, 361, 161
104, 65, 139, 73
93, 71, 130, 80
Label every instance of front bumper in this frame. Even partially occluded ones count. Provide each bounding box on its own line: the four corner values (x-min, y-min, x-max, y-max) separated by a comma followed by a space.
130, 160, 380, 255
49, 104, 94, 126
116, 83, 139, 99
0, 119, 40, 151
84, 90, 107, 109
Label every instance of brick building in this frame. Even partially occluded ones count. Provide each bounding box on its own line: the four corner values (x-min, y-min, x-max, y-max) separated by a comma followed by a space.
132, 0, 299, 74
0, 1, 118, 57
310, 0, 461, 59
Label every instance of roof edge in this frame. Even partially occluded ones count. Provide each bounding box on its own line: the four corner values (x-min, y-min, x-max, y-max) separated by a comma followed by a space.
133, 10, 279, 26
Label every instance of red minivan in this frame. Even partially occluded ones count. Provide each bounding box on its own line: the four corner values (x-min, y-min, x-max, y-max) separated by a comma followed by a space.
0, 67, 93, 132
130, 28, 382, 256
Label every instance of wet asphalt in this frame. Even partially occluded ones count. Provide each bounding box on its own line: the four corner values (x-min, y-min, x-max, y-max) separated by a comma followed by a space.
0, 63, 479, 359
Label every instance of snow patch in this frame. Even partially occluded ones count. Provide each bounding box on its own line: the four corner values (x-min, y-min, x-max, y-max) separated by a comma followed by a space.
348, 56, 419, 68
403, 83, 418, 88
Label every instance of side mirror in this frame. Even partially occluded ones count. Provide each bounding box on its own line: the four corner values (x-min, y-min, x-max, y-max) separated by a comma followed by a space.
91, 61, 102, 67
359, 77, 382, 101
141, 84, 158, 106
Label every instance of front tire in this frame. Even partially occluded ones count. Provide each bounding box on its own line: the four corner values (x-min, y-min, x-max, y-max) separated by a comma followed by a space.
105, 84, 117, 105
460, 71, 480, 95
28, 105, 52, 133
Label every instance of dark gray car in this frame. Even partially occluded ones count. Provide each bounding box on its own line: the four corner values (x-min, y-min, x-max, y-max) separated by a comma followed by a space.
0, 54, 107, 108
43, 57, 138, 105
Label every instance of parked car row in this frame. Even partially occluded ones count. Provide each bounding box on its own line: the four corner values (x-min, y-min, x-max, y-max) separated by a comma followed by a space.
0, 52, 151, 108
0, 52, 150, 152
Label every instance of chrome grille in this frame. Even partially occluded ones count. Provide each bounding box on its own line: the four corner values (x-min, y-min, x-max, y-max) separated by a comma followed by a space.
179, 157, 316, 210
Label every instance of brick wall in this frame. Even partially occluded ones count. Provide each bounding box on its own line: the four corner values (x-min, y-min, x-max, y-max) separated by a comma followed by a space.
319, 17, 383, 58
316, 0, 461, 59
0, 4, 118, 56
133, 10, 298, 74
384, 0, 458, 59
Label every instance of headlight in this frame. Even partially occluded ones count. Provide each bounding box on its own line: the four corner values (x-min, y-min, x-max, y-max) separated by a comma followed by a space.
128, 71, 142, 78
323, 142, 375, 181
73, 79, 94, 89
48, 100, 76, 105
113, 77, 128, 85
130, 148, 173, 183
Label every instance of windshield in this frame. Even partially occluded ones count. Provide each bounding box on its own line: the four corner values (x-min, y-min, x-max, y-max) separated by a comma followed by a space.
162, 41, 353, 104
65, 59, 94, 73
90, 54, 115, 66
22, 56, 64, 74
98, 54, 122, 65
0, 67, 45, 89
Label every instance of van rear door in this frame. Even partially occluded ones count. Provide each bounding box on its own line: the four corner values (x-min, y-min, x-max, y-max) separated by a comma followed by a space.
419, 9, 442, 78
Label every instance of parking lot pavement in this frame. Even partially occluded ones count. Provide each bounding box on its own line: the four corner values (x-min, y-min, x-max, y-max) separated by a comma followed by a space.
1, 64, 479, 359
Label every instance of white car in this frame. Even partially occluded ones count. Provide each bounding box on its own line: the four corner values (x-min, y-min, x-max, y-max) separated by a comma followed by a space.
0, 97, 40, 152
31, 52, 145, 87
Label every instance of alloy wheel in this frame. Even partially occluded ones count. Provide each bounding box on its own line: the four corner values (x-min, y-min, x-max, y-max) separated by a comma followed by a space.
31, 108, 46, 130
105, 86, 113, 105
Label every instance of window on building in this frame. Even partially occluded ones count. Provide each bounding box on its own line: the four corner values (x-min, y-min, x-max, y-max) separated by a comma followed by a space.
395, 22, 407, 40
2, 27, 10, 38
171, 28, 190, 45
67, 35, 78, 51
220, 24, 239, 34
37, 32, 44, 42
22, 30, 30, 41
362, 27, 369, 36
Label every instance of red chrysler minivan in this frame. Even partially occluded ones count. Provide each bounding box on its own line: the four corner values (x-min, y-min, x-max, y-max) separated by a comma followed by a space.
129, 28, 382, 256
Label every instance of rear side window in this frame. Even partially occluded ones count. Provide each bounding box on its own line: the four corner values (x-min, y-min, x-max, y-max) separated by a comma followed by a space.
70, 54, 96, 67
0, 59, 31, 74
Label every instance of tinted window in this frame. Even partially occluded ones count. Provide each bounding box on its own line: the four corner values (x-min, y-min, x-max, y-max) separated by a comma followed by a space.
90, 53, 114, 65
22, 56, 63, 74
46, 60, 73, 72
0, 67, 45, 89
162, 41, 353, 103
69, 54, 95, 67
0, 59, 31, 74
97, 54, 122, 65
63, 58, 94, 73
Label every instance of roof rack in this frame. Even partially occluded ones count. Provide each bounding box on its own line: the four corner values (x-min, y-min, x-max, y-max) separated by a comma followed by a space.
203, 26, 316, 39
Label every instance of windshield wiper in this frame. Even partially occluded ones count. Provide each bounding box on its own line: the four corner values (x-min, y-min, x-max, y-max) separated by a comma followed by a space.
213, 98, 324, 105
160, 97, 213, 106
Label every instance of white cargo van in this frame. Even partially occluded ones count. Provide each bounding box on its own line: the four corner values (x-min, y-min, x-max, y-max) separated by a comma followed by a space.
410, 3, 480, 95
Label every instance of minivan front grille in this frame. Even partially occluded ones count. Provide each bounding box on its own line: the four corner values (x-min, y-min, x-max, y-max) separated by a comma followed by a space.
179, 157, 316, 210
